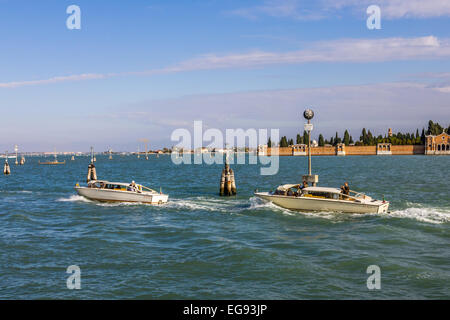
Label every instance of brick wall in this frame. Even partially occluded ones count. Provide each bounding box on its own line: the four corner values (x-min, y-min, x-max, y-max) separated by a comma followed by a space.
311, 146, 335, 155
391, 145, 425, 155
267, 145, 425, 156
345, 146, 377, 155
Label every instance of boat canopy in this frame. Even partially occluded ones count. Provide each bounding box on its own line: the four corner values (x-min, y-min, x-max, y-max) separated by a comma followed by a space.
89, 180, 131, 187
87, 180, 159, 193
303, 186, 341, 194
276, 184, 301, 191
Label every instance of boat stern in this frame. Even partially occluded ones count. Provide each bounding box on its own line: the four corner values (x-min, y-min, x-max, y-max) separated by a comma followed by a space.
377, 201, 390, 213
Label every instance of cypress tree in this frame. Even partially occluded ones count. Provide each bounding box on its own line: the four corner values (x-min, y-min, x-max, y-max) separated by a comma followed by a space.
318, 134, 325, 147
343, 130, 350, 146
303, 130, 309, 144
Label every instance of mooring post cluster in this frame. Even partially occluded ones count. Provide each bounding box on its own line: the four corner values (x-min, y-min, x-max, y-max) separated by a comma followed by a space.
86, 147, 97, 183
3, 151, 11, 175
220, 162, 237, 196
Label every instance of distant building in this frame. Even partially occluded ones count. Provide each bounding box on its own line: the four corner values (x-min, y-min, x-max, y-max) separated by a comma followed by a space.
377, 143, 392, 155
425, 132, 450, 155
336, 143, 346, 156
291, 144, 307, 156
388, 128, 393, 137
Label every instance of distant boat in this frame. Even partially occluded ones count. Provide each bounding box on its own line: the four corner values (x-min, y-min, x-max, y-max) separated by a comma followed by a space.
39, 150, 65, 165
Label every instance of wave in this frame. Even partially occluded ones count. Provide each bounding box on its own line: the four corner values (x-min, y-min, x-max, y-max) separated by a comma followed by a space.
55, 194, 450, 224
386, 207, 450, 224
57, 195, 92, 203
165, 197, 240, 213
248, 197, 450, 224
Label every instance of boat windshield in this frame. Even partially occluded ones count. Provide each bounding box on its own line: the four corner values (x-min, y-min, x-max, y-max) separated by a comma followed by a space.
302, 190, 339, 199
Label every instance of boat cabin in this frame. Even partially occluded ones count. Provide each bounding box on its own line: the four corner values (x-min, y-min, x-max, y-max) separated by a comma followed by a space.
272, 185, 369, 203
87, 180, 143, 193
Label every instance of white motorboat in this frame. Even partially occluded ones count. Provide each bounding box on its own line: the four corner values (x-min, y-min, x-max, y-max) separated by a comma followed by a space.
255, 185, 389, 214
254, 108, 389, 214
75, 180, 169, 204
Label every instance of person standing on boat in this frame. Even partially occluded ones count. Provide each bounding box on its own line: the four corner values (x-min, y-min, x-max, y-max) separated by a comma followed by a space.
340, 182, 350, 199
296, 181, 308, 196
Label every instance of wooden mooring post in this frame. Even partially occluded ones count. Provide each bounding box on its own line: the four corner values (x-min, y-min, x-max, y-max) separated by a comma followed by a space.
220, 163, 237, 196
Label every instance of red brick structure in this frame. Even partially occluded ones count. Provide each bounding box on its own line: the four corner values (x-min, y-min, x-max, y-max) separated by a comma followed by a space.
425, 132, 450, 155
267, 144, 426, 156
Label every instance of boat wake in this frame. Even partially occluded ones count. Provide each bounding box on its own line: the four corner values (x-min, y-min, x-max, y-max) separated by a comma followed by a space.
165, 197, 241, 213
385, 207, 450, 224
248, 197, 450, 224
57, 195, 92, 203
56, 194, 450, 224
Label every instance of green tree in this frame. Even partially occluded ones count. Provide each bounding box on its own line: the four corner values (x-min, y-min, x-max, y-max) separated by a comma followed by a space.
427, 120, 444, 135
360, 128, 367, 145
303, 130, 309, 144
279, 136, 289, 148
318, 134, 325, 147
349, 135, 354, 144
267, 137, 272, 148
421, 128, 426, 144
296, 134, 302, 144
343, 130, 350, 146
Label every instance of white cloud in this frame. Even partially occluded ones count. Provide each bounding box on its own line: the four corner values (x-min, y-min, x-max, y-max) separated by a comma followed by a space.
229, 0, 325, 21
110, 81, 450, 143
231, 0, 450, 20
0, 73, 106, 88
0, 36, 449, 88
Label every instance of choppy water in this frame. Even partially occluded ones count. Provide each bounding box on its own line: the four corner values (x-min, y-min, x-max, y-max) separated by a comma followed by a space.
1, 155, 449, 299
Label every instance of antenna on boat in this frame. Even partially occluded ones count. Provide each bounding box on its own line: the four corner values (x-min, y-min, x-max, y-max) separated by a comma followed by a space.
303, 108, 318, 187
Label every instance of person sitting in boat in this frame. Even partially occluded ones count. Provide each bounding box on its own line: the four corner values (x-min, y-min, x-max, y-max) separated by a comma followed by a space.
128, 181, 137, 192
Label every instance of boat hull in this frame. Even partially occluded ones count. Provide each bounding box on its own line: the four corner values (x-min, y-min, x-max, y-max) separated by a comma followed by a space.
254, 192, 389, 214
75, 187, 168, 204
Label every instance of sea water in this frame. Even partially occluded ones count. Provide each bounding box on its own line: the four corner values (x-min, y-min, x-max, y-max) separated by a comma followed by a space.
0, 155, 449, 299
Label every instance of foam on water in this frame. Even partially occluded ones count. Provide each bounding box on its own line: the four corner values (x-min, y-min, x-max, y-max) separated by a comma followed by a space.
57, 195, 92, 203
55, 194, 450, 224
248, 197, 450, 224
166, 197, 241, 213
386, 207, 450, 224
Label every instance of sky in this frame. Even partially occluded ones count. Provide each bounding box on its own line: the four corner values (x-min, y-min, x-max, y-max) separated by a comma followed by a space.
0, 0, 449, 152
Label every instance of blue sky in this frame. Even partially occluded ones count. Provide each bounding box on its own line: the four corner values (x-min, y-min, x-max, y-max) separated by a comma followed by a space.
0, 0, 449, 151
